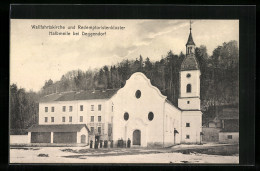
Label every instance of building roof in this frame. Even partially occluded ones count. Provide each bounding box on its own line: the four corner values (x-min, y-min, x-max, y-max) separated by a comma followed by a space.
181, 55, 200, 71
165, 99, 182, 111
40, 89, 119, 102
39, 93, 66, 102
218, 108, 239, 120
27, 124, 90, 132
186, 31, 196, 46
220, 126, 239, 132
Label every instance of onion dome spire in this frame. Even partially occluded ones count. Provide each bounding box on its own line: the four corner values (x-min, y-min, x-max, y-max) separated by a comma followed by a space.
181, 20, 199, 71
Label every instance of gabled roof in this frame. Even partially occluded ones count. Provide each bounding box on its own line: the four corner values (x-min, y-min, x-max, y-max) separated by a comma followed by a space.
181, 55, 200, 71
27, 124, 90, 132
40, 89, 119, 102
218, 108, 239, 120
39, 92, 66, 102
220, 126, 239, 132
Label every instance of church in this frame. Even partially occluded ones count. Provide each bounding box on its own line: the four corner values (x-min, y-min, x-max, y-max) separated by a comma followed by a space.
28, 24, 202, 147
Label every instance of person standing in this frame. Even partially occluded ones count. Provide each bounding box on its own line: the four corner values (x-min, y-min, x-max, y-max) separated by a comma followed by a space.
94, 138, 98, 149
127, 138, 131, 148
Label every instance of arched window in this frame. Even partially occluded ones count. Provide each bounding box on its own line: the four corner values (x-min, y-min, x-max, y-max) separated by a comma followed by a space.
186, 84, 191, 93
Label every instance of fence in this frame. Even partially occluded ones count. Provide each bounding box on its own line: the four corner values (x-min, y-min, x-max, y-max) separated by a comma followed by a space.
10, 134, 28, 144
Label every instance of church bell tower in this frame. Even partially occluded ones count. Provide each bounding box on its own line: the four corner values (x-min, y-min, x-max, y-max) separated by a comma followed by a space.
178, 21, 201, 110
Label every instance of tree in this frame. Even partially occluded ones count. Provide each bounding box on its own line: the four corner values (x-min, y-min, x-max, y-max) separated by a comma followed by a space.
10, 40, 239, 132
10, 84, 39, 134
139, 55, 143, 71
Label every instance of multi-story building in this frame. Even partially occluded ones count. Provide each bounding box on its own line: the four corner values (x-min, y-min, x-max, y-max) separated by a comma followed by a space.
28, 23, 202, 147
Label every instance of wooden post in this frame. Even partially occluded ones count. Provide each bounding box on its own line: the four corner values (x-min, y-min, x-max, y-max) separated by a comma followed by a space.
51, 132, 53, 143
28, 132, 31, 143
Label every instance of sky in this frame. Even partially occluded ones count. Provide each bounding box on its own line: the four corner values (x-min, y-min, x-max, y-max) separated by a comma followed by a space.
10, 19, 239, 92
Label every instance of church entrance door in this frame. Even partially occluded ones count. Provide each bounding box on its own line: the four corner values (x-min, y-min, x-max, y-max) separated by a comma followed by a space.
133, 130, 141, 145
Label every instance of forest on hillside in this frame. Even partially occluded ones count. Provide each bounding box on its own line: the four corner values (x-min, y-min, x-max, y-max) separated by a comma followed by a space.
10, 40, 239, 134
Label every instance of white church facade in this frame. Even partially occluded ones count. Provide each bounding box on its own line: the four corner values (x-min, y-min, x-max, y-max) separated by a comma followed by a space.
28, 25, 202, 147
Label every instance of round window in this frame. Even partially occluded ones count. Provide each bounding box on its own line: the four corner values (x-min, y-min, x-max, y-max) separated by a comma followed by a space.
135, 90, 141, 99
148, 112, 154, 121
124, 112, 129, 121
186, 73, 191, 78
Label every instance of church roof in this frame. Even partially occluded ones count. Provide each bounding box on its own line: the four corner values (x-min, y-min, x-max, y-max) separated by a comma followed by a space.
181, 55, 200, 71
40, 89, 119, 102
27, 124, 90, 132
186, 31, 195, 46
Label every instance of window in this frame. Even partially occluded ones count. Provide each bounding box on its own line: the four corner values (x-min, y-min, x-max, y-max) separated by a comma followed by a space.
45, 107, 48, 112
91, 127, 94, 133
187, 101, 190, 104
80, 105, 83, 111
98, 116, 101, 122
98, 104, 102, 111
186, 84, 191, 93
45, 117, 48, 122
186, 73, 191, 78
228, 135, 232, 139
69, 106, 73, 112
63, 106, 66, 112
186, 123, 190, 127
51, 117, 54, 122
148, 112, 154, 121
98, 127, 101, 134
69, 116, 72, 122
112, 105, 114, 112
124, 112, 129, 121
91, 105, 94, 111
51, 107, 54, 112
80, 116, 83, 122
91, 116, 94, 122
62, 117, 65, 122
186, 135, 190, 139
135, 90, 141, 99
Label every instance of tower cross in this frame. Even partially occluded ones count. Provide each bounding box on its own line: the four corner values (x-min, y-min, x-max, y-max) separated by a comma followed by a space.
190, 20, 192, 31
